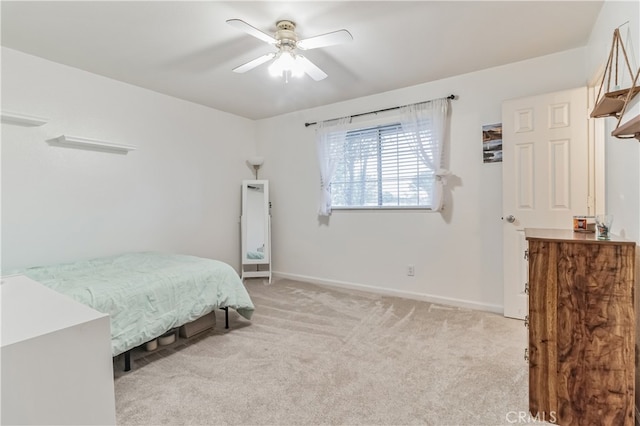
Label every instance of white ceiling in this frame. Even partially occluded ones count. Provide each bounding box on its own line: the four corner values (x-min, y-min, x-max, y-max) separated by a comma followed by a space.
1, 1, 603, 120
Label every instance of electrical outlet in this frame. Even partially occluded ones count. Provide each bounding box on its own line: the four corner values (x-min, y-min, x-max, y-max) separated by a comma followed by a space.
407, 264, 415, 276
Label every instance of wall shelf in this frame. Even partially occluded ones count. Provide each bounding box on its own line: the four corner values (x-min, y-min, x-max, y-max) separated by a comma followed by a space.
47, 135, 137, 154
1, 111, 49, 127
612, 115, 640, 139
612, 67, 640, 141
590, 28, 639, 119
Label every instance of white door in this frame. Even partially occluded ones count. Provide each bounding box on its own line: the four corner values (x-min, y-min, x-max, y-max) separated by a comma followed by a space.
502, 87, 590, 319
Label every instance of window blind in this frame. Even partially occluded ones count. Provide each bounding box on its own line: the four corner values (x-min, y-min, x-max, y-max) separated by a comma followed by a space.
331, 123, 436, 208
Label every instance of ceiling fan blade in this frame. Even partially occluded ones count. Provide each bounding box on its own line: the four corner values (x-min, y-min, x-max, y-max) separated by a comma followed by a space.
297, 56, 328, 81
233, 53, 276, 73
227, 19, 276, 44
297, 29, 353, 50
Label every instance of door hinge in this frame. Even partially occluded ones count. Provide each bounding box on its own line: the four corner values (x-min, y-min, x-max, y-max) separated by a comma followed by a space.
524, 249, 529, 261
524, 282, 529, 294
524, 315, 529, 328
524, 348, 529, 363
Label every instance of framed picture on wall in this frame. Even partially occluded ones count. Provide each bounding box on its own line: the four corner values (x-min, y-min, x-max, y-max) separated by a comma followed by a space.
482, 123, 502, 163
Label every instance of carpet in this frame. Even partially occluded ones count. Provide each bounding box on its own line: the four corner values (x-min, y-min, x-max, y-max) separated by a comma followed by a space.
114, 279, 529, 425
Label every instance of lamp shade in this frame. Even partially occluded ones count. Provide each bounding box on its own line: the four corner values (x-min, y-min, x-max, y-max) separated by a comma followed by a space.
248, 156, 264, 167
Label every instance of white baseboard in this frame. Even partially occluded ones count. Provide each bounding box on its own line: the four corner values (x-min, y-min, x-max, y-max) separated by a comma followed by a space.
272, 271, 503, 315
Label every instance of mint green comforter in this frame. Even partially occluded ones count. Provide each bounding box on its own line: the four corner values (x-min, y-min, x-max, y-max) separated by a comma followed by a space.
23, 252, 254, 356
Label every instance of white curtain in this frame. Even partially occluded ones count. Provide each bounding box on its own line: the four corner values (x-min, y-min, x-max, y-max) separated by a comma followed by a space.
399, 98, 450, 211
316, 117, 351, 216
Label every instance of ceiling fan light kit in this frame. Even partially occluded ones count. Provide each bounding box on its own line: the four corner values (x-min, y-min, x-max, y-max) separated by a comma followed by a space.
227, 18, 352, 82
268, 51, 305, 81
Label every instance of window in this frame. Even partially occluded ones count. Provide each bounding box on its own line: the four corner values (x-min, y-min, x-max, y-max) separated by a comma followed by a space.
330, 123, 436, 209
315, 97, 450, 215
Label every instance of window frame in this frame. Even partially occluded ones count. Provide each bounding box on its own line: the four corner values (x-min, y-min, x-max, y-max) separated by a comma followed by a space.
328, 119, 436, 212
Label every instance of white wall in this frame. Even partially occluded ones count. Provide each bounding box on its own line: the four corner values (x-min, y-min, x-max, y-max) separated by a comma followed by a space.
587, 0, 640, 242
585, 1, 640, 412
3, 0, 636, 314
1, 47, 256, 273
257, 48, 588, 312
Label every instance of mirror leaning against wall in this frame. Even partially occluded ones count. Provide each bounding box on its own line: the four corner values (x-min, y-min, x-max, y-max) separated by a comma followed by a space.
241, 180, 271, 283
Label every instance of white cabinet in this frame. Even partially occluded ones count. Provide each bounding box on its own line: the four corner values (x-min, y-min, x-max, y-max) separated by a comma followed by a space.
1, 275, 116, 425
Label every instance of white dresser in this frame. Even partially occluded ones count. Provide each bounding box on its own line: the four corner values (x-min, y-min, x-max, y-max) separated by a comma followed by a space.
1, 274, 116, 425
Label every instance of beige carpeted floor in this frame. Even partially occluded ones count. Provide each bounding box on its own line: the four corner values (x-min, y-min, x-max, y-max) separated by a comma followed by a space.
114, 279, 529, 425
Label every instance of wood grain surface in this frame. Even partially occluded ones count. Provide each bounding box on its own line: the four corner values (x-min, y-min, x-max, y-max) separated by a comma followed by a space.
527, 236, 635, 426
528, 240, 558, 416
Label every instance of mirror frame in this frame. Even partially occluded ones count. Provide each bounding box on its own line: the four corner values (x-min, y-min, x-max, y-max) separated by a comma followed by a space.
241, 180, 270, 265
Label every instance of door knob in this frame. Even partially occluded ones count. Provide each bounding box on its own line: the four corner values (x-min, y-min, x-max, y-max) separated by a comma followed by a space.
505, 215, 516, 223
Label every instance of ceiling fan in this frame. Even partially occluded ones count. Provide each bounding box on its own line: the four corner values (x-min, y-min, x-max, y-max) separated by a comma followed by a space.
227, 18, 353, 82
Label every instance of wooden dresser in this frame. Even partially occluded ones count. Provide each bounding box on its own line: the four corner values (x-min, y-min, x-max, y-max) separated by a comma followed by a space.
525, 228, 636, 426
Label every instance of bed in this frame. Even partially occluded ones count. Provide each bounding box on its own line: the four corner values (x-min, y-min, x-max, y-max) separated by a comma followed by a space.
21, 252, 254, 370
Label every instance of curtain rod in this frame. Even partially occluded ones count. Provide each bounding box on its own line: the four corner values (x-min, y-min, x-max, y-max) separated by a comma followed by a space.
304, 94, 456, 127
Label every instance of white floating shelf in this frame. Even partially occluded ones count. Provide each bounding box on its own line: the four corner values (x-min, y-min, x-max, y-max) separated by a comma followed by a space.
47, 135, 136, 154
1, 111, 49, 127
